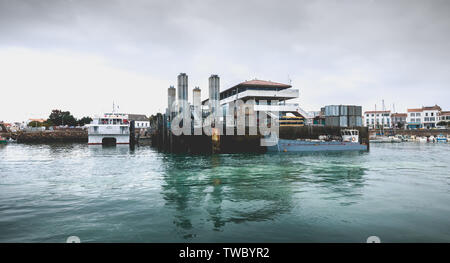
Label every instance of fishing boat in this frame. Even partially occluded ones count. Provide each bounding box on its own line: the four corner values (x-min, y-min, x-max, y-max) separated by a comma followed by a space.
266, 129, 368, 152
0, 136, 7, 144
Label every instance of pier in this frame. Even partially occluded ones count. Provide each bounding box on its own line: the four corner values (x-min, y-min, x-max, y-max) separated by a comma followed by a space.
149, 73, 370, 154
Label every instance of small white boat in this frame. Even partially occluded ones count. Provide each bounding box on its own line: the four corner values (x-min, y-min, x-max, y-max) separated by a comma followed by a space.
370, 136, 401, 143
418, 137, 427, 143
388, 136, 402, 143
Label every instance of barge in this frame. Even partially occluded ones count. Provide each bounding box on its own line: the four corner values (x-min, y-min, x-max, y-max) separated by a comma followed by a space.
266, 129, 368, 152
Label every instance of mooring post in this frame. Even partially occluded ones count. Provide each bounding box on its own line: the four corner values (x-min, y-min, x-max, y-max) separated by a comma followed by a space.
129, 120, 136, 149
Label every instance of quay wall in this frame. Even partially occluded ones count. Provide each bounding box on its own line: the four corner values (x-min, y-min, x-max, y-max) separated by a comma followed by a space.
371, 129, 450, 137
150, 119, 370, 153
15, 130, 88, 143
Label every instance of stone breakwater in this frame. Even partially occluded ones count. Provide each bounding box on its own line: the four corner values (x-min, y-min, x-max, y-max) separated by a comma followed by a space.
16, 130, 88, 143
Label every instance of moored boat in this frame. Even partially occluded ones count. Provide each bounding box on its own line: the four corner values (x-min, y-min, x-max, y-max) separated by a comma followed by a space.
0, 136, 7, 144
436, 134, 448, 142
87, 113, 130, 145
266, 129, 368, 152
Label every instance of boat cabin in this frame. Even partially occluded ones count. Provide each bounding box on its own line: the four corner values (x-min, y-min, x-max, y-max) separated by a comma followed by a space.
341, 129, 359, 143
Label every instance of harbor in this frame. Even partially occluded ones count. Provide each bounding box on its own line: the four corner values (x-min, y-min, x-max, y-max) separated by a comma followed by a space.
148, 73, 370, 154
1, 0, 450, 247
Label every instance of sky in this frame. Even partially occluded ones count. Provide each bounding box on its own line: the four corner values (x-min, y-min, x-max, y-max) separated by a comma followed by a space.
0, 0, 449, 122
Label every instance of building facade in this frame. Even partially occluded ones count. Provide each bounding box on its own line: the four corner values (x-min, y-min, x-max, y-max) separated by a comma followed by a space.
438, 111, 450, 125
128, 114, 150, 129
202, 79, 306, 120
407, 105, 441, 129
391, 113, 407, 129
363, 110, 391, 129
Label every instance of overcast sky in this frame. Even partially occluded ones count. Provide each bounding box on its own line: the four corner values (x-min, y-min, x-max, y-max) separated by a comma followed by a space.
1, 0, 449, 122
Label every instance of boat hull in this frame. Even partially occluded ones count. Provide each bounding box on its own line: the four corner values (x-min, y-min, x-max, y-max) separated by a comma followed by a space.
267, 139, 368, 152
88, 134, 130, 145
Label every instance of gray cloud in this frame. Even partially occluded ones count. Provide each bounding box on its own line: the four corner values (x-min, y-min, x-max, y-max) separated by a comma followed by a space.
0, 0, 449, 121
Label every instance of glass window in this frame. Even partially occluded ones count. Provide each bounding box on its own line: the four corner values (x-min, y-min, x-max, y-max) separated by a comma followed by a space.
417, 113, 421, 116
431, 112, 434, 116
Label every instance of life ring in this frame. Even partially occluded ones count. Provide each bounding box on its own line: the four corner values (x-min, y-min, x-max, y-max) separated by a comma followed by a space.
352, 137, 356, 142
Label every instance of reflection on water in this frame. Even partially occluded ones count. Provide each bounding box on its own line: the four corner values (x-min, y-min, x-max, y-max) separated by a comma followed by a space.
0, 143, 449, 242
160, 151, 367, 237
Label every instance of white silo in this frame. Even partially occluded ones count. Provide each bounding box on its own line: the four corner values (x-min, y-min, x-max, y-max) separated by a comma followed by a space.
177, 73, 189, 114
167, 85, 176, 117
193, 86, 201, 107
209, 74, 220, 116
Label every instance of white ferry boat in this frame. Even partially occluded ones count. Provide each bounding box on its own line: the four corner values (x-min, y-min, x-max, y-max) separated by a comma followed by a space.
87, 113, 130, 145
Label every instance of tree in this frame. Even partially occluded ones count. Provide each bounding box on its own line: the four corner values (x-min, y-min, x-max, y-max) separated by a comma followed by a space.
48, 110, 77, 126
77, 116, 93, 126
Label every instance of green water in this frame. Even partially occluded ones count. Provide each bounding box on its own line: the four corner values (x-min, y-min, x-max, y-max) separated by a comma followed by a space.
0, 143, 449, 242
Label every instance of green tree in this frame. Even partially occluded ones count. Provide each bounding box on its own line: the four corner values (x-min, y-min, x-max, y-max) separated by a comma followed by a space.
48, 109, 77, 126
77, 116, 93, 126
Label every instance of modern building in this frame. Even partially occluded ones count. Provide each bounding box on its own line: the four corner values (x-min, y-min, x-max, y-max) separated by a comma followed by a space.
391, 113, 407, 129
407, 105, 441, 129
202, 79, 306, 119
363, 110, 391, 129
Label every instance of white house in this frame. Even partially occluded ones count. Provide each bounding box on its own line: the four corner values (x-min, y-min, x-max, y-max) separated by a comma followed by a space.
128, 114, 150, 129
363, 110, 391, 129
407, 105, 441, 129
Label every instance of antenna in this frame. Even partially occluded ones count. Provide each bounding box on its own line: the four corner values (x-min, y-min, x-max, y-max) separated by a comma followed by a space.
382, 99, 385, 112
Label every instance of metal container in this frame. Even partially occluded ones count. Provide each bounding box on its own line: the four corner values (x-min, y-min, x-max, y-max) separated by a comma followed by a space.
340, 105, 348, 116
355, 106, 362, 116
348, 115, 356, 127
325, 105, 339, 116
340, 116, 348, 127
325, 116, 340, 126
356, 116, 362, 126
